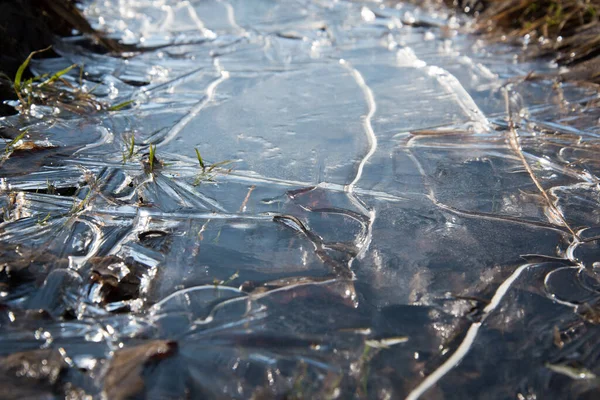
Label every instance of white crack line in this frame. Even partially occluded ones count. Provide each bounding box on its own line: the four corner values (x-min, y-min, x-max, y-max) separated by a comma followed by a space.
405, 263, 532, 400
185, 0, 217, 39
217, 0, 248, 37
339, 59, 378, 260
157, 58, 229, 148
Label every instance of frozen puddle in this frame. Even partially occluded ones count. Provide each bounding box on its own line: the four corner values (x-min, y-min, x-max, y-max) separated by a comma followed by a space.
1, 0, 600, 398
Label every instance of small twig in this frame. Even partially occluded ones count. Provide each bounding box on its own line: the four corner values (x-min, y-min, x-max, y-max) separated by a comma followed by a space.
502, 87, 579, 240
239, 185, 256, 213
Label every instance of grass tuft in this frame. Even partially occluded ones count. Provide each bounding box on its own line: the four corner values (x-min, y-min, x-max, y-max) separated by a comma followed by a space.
193, 159, 233, 186
5, 47, 141, 114
13, 46, 52, 106
448, 0, 600, 84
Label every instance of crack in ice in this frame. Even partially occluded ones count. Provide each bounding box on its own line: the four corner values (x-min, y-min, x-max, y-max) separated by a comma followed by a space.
339, 59, 378, 260
406, 263, 532, 400
157, 59, 229, 148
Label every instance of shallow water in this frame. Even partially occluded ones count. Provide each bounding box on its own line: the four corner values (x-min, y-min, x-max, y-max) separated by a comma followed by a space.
1, 0, 600, 398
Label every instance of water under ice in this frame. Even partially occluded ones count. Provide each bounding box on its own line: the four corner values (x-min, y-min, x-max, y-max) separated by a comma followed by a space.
1, 0, 600, 398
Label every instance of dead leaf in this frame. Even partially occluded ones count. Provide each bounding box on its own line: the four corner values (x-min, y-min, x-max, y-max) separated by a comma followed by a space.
103, 340, 177, 400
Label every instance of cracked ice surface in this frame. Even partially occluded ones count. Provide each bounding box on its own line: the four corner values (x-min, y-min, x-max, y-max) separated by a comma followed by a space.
1, 0, 600, 398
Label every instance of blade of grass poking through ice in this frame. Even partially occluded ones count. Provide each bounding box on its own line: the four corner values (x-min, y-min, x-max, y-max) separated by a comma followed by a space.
122, 134, 135, 163
37, 213, 51, 226
26, 73, 50, 85
149, 144, 156, 172
38, 64, 78, 88
14, 46, 53, 93
128, 134, 135, 159
207, 159, 232, 173
4, 130, 26, 154
195, 148, 206, 172
78, 64, 84, 86
108, 100, 135, 111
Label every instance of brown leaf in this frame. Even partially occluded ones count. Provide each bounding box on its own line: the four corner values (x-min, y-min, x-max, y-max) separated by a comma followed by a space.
103, 340, 178, 400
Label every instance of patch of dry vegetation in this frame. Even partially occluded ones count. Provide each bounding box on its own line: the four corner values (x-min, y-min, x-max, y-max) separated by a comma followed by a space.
450, 0, 600, 84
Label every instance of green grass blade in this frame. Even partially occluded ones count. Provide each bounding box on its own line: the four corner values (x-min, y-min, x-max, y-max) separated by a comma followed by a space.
39, 64, 77, 88
14, 46, 52, 91
108, 99, 135, 111
195, 148, 205, 171
128, 134, 135, 158
149, 144, 156, 172
28, 73, 49, 84
4, 130, 26, 154
207, 159, 232, 173
86, 83, 100, 95
78, 63, 85, 86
